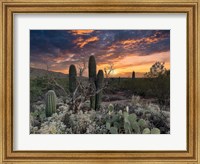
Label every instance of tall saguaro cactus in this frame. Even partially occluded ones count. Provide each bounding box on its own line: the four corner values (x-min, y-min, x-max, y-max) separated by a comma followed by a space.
89, 56, 96, 81
69, 64, 77, 94
88, 55, 96, 109
45, 90, 57, 117
132, 71, 135, 79
95, 70, 104, 110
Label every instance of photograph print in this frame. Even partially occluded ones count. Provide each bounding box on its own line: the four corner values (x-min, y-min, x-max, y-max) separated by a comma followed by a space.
30, 30, 170, 134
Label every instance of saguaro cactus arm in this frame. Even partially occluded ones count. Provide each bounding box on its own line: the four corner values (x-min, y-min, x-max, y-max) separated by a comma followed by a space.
95, 70, 104, 110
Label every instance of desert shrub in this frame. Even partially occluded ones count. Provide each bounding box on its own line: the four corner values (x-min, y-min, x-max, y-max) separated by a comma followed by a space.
114, 77, 170, 106
30, 77, 46, 103
38, 113, 67, 134
30, 92, 169, 134
30, 77, 69, 104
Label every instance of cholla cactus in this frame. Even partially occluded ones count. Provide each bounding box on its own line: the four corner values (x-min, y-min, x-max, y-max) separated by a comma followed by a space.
131, 95, 141, 105
45, 90, 57, 117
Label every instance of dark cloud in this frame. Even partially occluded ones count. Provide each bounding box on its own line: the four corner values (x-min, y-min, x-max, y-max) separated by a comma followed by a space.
30, 30, 170, 72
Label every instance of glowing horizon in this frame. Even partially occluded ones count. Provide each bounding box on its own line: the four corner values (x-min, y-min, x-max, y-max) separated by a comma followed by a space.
30, 30, 170, 77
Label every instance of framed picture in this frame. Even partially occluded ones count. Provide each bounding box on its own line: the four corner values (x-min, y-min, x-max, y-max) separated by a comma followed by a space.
0, 0, 200, 163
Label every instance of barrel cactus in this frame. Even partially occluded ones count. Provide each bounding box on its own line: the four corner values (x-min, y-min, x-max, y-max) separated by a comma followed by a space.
88, 55, 96, 109
95, 70, 104, 110
69, 64, 77, 94
45, 90, 57, 117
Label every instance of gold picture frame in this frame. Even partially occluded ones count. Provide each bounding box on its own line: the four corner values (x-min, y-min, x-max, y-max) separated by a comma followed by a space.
0, 0, 199, 163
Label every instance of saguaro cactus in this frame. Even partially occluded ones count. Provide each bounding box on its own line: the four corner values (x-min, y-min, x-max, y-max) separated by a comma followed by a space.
89, 55, 96, 81
132, 71, 135, 79
88, 56, 96, 109
95, 70, 104, 110
69, 64, 77, 94
45, 90, 57, 117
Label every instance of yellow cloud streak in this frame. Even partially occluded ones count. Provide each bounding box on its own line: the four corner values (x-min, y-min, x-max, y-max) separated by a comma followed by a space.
98, 51, 170, 77
73, 36, 99, 48
51, 51, 170, 78
70, 30, 94, 35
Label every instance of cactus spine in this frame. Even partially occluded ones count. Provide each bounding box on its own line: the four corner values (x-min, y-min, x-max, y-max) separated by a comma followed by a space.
45, 90, 57, 117
95, 70, 104, 110
132, 71, 135, 79
88, 56, 96, 109
69, 64, 77, 94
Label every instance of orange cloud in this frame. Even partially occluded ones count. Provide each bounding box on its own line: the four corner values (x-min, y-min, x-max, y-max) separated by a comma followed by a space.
120, 36, 159, 48
97, 51, 170, 78
74, 36, 99, 48
54, 53, 75, 63
70, 30, 94, 35
120, 39, 138, 45
47, 51, 170, 78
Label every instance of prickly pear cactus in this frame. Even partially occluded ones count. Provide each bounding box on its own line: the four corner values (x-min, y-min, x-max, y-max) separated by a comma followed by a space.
45, 90, 57, 117
106, 122, 111, 130
151, 128, 160, 134
88, 55, 96, 109
138, 119, 147, 129
142, 128, 151, 134
128, 113, 137, 123
124, 122, 132, 134
95, 70, 104, 110
69, 64, 77, 94
110, 127, 118, 134
131, 121, 140, 134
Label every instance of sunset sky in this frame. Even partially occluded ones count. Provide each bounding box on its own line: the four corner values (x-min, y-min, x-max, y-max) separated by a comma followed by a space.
30, 30, 170, 77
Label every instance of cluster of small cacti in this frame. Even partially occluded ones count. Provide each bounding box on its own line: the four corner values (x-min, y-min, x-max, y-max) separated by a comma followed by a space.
88, 56, 104, 110
106, 104, 160, 134
45, 90, 57, 117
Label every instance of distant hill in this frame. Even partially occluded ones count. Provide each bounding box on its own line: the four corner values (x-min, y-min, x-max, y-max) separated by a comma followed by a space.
30, 67, 67, 79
